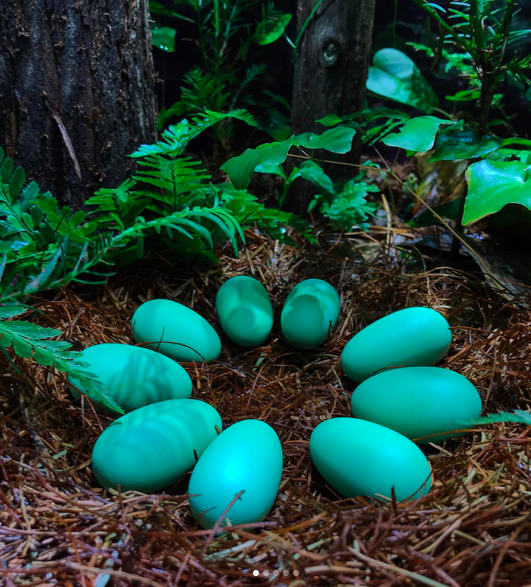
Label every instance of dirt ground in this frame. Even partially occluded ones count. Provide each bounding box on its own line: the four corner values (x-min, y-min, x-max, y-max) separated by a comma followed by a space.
1, 229, 531, 586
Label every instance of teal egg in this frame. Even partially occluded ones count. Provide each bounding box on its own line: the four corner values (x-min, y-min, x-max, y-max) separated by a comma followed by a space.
281, 279, 340, 348
92, 399, 222, 493
310, 418, 431, 501
68, 343, 192, 414
216, 276, 273, 347
132, 299, 221, 363
341, 307, 452, 382
351, 367, 482, 442
188, 419, 283, 529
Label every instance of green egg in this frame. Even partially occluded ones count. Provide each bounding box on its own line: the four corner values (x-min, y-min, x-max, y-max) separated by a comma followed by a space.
92, 399, 222, 493
216, 276, 273, 347
341, 307, 452, 382
132, 299, 221, 363
310, 418, 431, 501
68, 343, 192, 414
281, 279, 340, 348
351, 367, 482, 443
188, 419, 283, 529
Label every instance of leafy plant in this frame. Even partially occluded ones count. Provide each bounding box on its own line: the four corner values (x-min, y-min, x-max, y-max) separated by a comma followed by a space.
409, 0, 531, 132
0, 306, 123, 413
0, 109, 310, 410
222, 125, 380, 232
151, 0, 292, 144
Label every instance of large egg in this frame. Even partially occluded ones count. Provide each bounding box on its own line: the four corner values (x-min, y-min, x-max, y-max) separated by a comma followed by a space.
188, 419, 283, 528
216, 276, 273, 347
351, 367, 482, 443
310, 418, 431, 501
341, 307, 451, 382
68, 343, 192, 414
92, 399, 222, 493
132, 299, 221, 363
281, 279, 340, 348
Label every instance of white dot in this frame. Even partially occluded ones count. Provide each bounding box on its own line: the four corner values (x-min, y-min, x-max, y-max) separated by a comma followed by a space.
283, 570, 289, 576
253, 570, 259, 576
273, 570, 279, 576
263, 571, 269, 577
293, 570, 300, 576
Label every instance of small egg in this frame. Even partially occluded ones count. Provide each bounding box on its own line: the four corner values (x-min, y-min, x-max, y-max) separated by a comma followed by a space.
132, 299, 221, 363
68, 343, 192, 414
92, 399, 222, 493
281, 279, 340, 348
188, 419, 283, 529
216, 276, 273, 347
351, 367, 482, 442
341, 307, 451, 382
310, 418, 431, 501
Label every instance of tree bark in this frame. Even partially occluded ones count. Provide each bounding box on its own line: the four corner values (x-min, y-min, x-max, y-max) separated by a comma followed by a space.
0, 0, 157, 208
290, 0, 376, 213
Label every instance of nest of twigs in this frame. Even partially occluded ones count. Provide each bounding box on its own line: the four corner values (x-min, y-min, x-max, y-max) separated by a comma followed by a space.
1, 228, 531, 587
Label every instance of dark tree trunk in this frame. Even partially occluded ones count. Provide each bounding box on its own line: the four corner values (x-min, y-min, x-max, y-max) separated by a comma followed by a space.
290, 0, 376, 213
0, 0, 157, 208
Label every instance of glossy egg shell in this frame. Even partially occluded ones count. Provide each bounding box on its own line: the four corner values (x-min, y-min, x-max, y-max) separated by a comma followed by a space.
216, 276, 273, 347
188, 419, 283, 529
132, 299, 221, 363
341, 307, 452, 382
68, 343, 192, 414
351, 367, 482, 442
310, 418, 432, 501
92, 399, 222, 493
281, 279, 341, 348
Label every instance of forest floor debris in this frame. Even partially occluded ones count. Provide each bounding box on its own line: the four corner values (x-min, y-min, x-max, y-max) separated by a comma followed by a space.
1, 230, 531, 586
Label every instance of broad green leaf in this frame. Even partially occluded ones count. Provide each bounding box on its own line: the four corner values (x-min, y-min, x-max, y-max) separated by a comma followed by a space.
489, 149, 531, 163
151, 26, 176, 52
470, 410, 531, 425
316, 114, 343, 127
254, 14, 292, 45
464, 160, 531, 225
220, 138, 294, 190
294, 126, 356, 153
298, 161, 334, 195
382, 116, 455, 152
430, 130, 502, 162
366, 48, 438, 113
255, 164, 286, 176
446, 90, 481, 102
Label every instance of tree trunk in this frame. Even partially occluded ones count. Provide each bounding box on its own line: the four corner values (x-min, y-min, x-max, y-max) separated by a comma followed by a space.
290, 0, 376, 213
0, 0, 157, 208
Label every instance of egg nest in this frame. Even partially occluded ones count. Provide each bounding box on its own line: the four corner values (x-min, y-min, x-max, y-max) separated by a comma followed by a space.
1, 230, 531, 587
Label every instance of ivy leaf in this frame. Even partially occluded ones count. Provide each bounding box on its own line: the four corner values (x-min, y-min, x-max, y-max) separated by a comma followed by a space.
382, 116, 456, 152
294, 126, 356, 154
151, 26, 176, 52
430, 130, 502, 162
366, 48, 439, 113
254, 13, 292, 45
464, 160, 531, 225
220, 138, 294, 190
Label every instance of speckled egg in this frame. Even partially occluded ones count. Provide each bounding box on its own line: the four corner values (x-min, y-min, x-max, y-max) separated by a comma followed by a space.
132, 299, 221, 363
351, 367, 482, 442
92, 399, 222, 493
216, 276, 273, 347
188, 419, 283, 528
341, 307, 452, 382
281, 279, 340, 348
68, 343, 192, 414
310, 418, 432, 501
